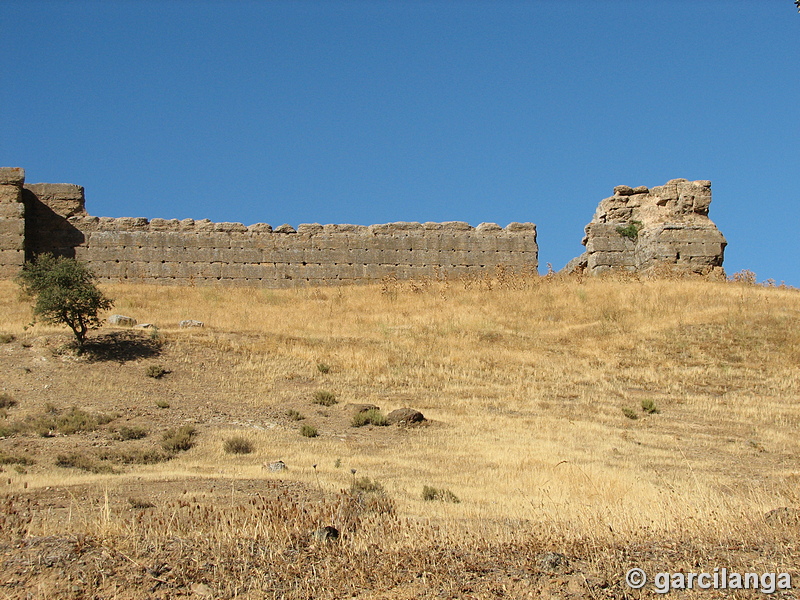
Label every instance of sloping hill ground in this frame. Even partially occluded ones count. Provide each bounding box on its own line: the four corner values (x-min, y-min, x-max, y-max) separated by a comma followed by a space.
1, 273, 799, 599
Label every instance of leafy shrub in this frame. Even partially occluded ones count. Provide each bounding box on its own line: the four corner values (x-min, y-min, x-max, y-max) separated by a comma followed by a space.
300, 424, 318, 438
114, 426, 148, 441
223, 436, 254, 454
316, 362, 331, 374
16, 254, 113, 349
351, 408, 388, 427
422, 485, 460, 503
146, 364, 168, 379
0, 394, 17, 409
641, 399, 660, 414
0, 333, 14, 344
312, 391, 337, 406
286, 409, 305, 421
161, 424, 197, 453
622, 407, 639, 420
616, 220, 643, 241
155, 399, 170, 409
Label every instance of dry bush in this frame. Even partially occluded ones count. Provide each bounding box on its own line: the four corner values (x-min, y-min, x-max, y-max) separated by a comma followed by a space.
300, 424, 318, 438
55, 452, 116, 474
312, 390, 337, 406
113, 425, 147, 440
351, 408, 388, 427
161, 424, 197, 453
422, 485, 460, 503
145, 364, 168, 378
223, 435, 254, 454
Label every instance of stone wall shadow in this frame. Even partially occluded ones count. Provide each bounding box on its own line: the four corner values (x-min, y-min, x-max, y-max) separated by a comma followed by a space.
22, 189, 85, 260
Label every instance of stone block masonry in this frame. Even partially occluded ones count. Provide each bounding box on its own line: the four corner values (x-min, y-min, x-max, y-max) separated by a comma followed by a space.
0, 168, 26, 279
565, 179, 726, 276
0, 168, 538, 287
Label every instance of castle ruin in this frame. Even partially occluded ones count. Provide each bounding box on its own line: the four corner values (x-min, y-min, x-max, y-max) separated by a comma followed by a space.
0, 168, 538, 286
0, 168, 727, 285
565, 179, 727, 276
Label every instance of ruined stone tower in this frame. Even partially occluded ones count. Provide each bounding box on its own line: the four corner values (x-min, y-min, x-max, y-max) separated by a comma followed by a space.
565, 179, 726, 276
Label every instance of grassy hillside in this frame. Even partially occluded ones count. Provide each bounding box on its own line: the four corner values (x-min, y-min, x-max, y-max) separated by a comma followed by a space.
1, 274, 799, 598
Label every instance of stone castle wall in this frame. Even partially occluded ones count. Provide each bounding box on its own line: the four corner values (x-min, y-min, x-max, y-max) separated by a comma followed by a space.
0, 168, 539, 286
0, 168, 26, 278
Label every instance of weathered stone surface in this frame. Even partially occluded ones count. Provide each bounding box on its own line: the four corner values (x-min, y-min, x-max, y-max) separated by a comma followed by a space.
561, 252, 588, 274
179, 319, 204, 328
0, 168, 25, 186
614, 185, 635, 196
311, 525, 339, 542
295, 223, 322, 234
24, 183, 87, 218
568, 179, 726, 276
0, 172, 26, 279
476, 222, 502, 232
0, 168, 540, 287
386, 408, 425, 425
505, 222, 537, 232
108, 314, 137, 326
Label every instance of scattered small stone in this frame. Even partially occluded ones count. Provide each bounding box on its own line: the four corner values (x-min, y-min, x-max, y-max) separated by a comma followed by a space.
179, 320, 204, 328
311, 525, 339, 542
537, 551, 569, 571
190, 582, 214, 598
108, 314, 137, 327
764, 507, 800, 526
386, 408, 425, 425
136, 323, 155, 329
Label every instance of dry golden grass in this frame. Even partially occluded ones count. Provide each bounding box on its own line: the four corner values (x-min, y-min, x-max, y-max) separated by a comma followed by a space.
1, 272, 800, 597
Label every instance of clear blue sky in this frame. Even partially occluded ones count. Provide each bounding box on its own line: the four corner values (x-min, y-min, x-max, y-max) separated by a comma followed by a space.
2, 1, 798, 283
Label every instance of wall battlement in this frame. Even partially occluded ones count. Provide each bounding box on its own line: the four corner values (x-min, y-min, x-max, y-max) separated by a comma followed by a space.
0, 168, 539, 286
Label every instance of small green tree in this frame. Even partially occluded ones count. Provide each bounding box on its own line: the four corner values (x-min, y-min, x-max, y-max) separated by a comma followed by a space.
17, 254, 113, 349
